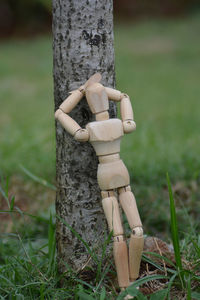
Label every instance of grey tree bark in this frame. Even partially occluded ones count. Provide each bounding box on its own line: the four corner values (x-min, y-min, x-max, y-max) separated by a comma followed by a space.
52, 0, 116, 272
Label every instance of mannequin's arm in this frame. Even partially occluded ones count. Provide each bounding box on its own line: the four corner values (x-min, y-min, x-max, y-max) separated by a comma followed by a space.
55, 88, 89, 142
120, 94, 136, 133
59, 88, 84, 113
105, 87, 136, 134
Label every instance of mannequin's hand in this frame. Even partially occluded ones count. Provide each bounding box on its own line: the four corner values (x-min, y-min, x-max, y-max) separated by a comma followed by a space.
123, 120, 136, 133
74, 129, 89, 142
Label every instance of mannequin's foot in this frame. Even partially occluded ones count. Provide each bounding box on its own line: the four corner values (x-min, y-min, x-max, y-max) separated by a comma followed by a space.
120, 283, 139, 299
123, 294, 133, 300
120, 288, 133, 300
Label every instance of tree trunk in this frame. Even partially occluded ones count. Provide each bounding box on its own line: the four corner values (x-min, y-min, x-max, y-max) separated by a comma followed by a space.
52, 0, 116, 272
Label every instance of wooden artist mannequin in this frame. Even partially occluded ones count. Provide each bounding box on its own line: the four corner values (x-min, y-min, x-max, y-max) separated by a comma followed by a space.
55, 73, 144, 289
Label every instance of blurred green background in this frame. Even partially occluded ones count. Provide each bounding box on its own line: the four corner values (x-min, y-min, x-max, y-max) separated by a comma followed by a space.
0, 1, 200, 237
0, 2, 200, 298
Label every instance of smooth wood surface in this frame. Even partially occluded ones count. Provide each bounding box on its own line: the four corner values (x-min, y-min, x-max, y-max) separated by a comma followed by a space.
119, 191, 142, 229
85, 83, 109, 114
86, 119, 123, 155
74, 129, 89, 142
55, 109, 81, 136
84, 73, 102, 89
59, 90, 83, 113
90, 139, 121, 156
101, 190, 115, 199
120, 96, 133, 121
102, 196, 124, 236
129, 233, 144, 281
98, 153, 120, 163
86, 119, 123, 142
123, 120, 136, 134
95, 111, 109, 121
98, 159, 130, 190
118, 185, 131, 193
113, 240, 130, 287
105, 87, 121, 101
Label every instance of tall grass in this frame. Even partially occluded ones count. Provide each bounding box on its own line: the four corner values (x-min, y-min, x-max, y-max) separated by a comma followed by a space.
0, 173, 200, 299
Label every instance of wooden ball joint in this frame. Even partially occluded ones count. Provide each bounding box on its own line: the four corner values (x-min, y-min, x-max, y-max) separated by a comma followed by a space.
55, 73, 144, 289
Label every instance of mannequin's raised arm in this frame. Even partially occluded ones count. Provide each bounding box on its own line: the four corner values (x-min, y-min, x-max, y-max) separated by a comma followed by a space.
105, 87, 136, 134
55, 88, 89, 142
105, 87, 122, 101
120, 94, 136, 133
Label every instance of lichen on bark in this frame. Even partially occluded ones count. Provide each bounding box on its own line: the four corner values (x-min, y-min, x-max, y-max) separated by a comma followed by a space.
52, 0, 116, 272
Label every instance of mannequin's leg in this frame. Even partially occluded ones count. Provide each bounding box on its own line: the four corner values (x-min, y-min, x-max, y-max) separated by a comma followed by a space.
118, 186, 144, 282
101, 190, 129, 288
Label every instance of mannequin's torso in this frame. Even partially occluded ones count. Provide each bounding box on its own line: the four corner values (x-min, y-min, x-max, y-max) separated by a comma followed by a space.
86, 118, 130, 190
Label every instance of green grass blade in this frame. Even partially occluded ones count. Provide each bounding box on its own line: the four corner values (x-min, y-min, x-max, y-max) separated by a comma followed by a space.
20, 165, 56, 190
0, 274, 15, 287
40, 283, 45, 300
0, 210, 49, 223
47, 212, 56, 275
0, 182, 10, 209
127, 287, 147, 300
142, 254, 167, 273
191, 292, 200, 300
143, 251, 176, 269
191, 239, 200, 257
166, 173, 184, 284
117, 275, 168, 300
117, 287, 147, 300
58, 216, 98, 263
95, 263, 112, 292
10, 195, 15, 211
167, 272, 178, 300
17, 282, 47, 289
128, 274, 168, 289
75, 279, 95, 290
186, 275, 191, 300
77, 291, 95, 300
100, 286, 106, 300
149, 288, 168, 300
96, 230, 112, 283
142, 253, 176, 275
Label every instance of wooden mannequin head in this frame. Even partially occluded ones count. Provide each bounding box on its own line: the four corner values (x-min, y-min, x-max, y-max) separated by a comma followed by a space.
85, 83, 109, 115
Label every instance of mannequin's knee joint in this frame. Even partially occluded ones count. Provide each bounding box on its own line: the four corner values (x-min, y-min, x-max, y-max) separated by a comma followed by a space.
114, 235, 124, 242
132, 227, 143, 237
118, 185, 131, 194
101, 190, 115, 199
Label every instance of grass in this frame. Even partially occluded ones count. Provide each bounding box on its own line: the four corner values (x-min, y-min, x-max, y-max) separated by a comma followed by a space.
0, 175, 199, 299
0, 12, 200, 299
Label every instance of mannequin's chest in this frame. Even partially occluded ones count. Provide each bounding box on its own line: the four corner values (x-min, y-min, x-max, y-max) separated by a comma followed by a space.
86, 119, 124, 156
86, 119, 123, 142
